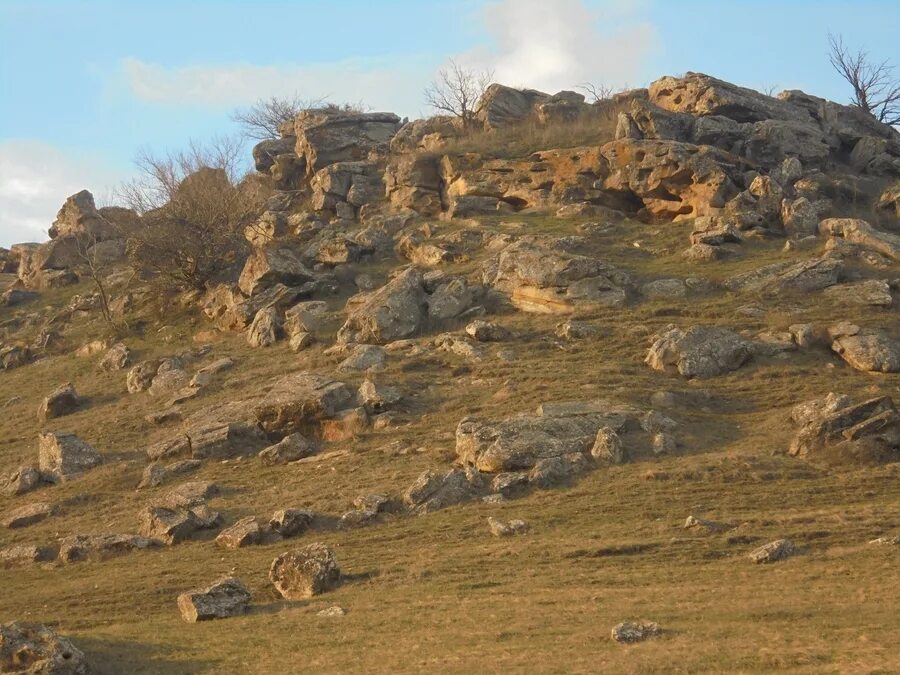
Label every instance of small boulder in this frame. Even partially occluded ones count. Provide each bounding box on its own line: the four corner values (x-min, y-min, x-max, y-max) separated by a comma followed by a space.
269, 509, 314, 538
37, 383, 81, 421
645, 326, 752, 379
487, 517, 528, 537
259, 433, 315, 465
216, 516, 262, 549
611, 621, 662, 643
4, 503, 53, 529
0, 622, 88, 673
749, 539, 795, 564
269, 543, 342, 600
177, 577, 252, 623
98, 343, 131, 371
37, 432, 102, 482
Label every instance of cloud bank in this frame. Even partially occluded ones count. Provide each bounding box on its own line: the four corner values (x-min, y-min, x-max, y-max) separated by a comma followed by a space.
0, 141, 121, 246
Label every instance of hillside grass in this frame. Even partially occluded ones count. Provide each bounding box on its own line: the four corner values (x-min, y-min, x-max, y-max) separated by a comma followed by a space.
1, 213, 899, 673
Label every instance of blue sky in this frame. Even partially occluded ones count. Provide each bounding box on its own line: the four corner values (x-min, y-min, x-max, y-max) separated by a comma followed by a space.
1, 0, 898, 245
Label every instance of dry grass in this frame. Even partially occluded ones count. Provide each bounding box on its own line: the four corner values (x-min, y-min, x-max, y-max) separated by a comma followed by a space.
440, 109, 622, 160
1, 213, 899, 673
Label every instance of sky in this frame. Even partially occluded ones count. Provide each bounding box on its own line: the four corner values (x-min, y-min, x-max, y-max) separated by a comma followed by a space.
1, 0, 898, 246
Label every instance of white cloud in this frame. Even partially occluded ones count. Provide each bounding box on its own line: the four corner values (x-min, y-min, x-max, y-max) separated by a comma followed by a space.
120, 57, 432, 118
459, 0, 656, 93
0, 141, 121, 247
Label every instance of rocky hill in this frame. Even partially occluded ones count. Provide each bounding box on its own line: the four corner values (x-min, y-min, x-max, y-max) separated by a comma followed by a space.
1, 73, 899, 673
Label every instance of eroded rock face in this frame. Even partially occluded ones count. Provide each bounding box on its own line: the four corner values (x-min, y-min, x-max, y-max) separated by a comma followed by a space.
485, 239, 630, 313
819, 218, 900, 262
253, 373, 354, 436
832, 331, 900, 373
239, 247, 316, 297
600, 138, 740, 220
789, 395, 899, 462
337, 268, 427, 344
177, 577, 252, 623
37, 433, 102, 482
0, 622, 88, 674
646, 326, 752, 378
725, 256, 844, 294
269, 543, 341, 599
476, 84, 550, 130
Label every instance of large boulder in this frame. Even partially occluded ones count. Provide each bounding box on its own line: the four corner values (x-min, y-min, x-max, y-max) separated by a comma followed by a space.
37, 432, 102, 482
402, 468, 486, 513
269, 543, 341, 599
831, 330, 900, 373
253, 373, 354, 436
49, 189, 119, 240
476, 84, 549, 130
37, 383, 81, 421
57, 534, 158, 563
645, 326, 753, 378
238, 247, 316, 297
0, 622, 88, 674
294, 109, 401, 174
177, 577, 252, 623
337, 267, 427, 344
484, 238, 630, 313
724, 256, 844, 294
252, 137, 297, 173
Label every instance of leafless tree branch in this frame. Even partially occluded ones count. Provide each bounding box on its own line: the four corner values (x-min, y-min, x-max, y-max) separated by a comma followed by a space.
829, 33, 900, 126
424, 59, 494, 129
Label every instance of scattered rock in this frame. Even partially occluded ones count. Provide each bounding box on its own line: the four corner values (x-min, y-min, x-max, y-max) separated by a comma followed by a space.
259, 433, 315, 465
216, 516, 263, 549
37, 383, 81, 421
0, 622, 88, 673
57, 534, 158, 563
645, 325, 752, 378
37, 432, 102, 482
269, 509, 314, 538
611, 621, 662, 643
749, 539, 795, 564
177, 577, 252, 623
98, 343, 131, 371
317, 605, 346, 618
487, 516, 528, 536
4, 502, 53, 529
269, 543, 341, 599
137, 459, 202, 489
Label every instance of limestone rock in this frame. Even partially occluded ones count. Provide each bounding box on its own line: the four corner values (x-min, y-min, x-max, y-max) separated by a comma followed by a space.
611, 621, 662, 643
465, 320, 510, 342
819, 218, 900, 262
789, 395, 900, 460
822, 279, 892, 307
98, 343, 131, 371
37, 432, 102, 482
725, 256, 844, 295
269, 509, 314, 538
238, 247, 316, 297
247, 307, 281, 347
749, 539, 795, 563
337, 344, 387, 372
337, 267, 426, 344
259, 433, 315, 465
4, 502, 53, 529
403, 468, 486, 514
269, 543, 341, 600
216, 516, 262, 549
646, 326, 752, 379
37, 383, 81, 421
177, 577, 252, 623
138, 503, 221, 545
0, 622, 88, 674
0, 544, 58, 567
487, 517, 528, 536
137, 459, 202, 489
126, 360, 161, 393
3, 465, 45, 497
253, 373, 354, 436
57, 534, 158, 563
832, 331, 900, 373
591, 427, 625, 464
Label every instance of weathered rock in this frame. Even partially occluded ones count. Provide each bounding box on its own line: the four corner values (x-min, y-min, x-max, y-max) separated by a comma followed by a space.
3, 465, 45, 497
294, 109, 401, 173
269, 509, 314, 538
98, 343, 131, 371
337, 268, 426, 344
823, 279, 892, 307
259, 433, 315, 465
126, 360, 161, 393
476, 84, 549, 130
832, 331, 900, 373
403, 468, 486, 513
465, 320, 510, 342
789, 395, 900, 460
337, 344, 387, 372
57, 534, 158, 563
190, 357, 235, 388
683, 515, 732, 533
485, 239, 630, 314
357, 379, 401, 413
611, 621, 662, 643
238, 247, 316, 297
37, 383, 81, 421
528, 453, 589, 488
253, 373, 354, 436
591, 427, 625, 464
147, 360, 191, 398
37, 432, 102, 482
0, 544, 58, 567
269, 543, 341, 599
216, 516, 262, 549
645, 326, 752, 378
819, 218, 900, 262
487, 516, 528, 537
749, 539, 795, 564
138, 503, 221, 545
177, 577, 252, 623
0, 622, 88, 673
247, 307, 281, 347
137, 459, 202, 489
4, 502, 53, 530
725, 256, 844, 295
0, 344, 33, 371
555, 320, 599, 340
284, 301, 328, 337
790, 392, 852, 427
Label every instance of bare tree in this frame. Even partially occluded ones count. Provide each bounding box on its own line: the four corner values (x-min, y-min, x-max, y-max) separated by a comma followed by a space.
73, 232, 118, 331
232, 94, 326, 140
117, 136, 261, 291
577, 82, 615, 103
424, 59, 494, 129
828, 34, 900, 126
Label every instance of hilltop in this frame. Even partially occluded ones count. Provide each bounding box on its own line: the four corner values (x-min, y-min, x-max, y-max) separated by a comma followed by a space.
1, 72, 899, 673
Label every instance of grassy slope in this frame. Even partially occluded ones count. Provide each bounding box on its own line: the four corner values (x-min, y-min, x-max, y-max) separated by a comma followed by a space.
1, 215, 899, 674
